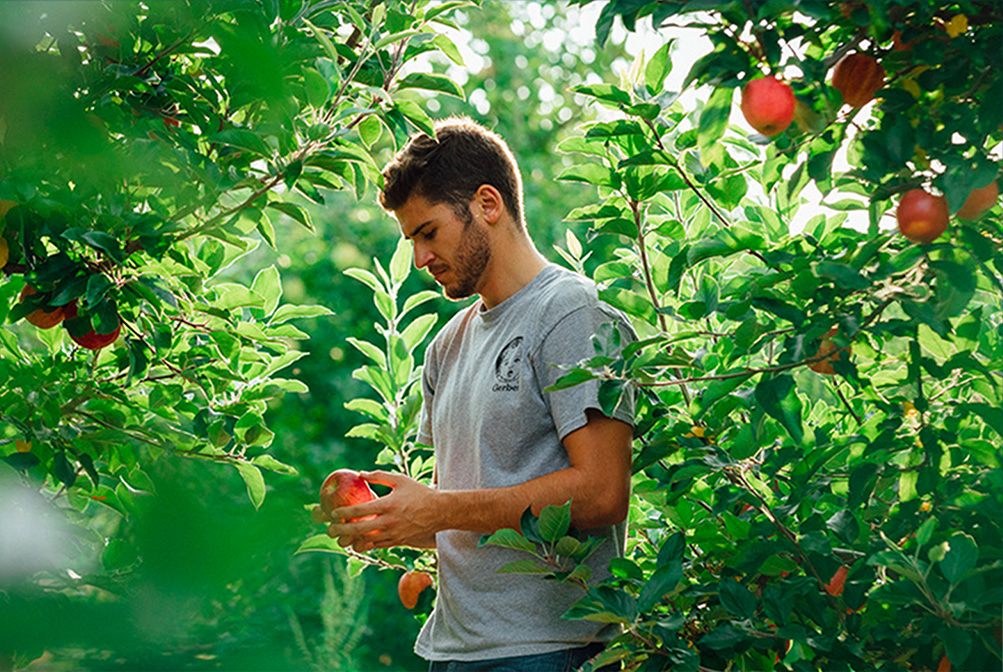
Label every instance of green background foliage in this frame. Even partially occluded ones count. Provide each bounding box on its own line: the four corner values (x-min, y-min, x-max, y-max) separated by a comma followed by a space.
1, 1, 1000, 671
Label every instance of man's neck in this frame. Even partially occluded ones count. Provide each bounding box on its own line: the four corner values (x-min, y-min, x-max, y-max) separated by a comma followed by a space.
476, 231, 548, 310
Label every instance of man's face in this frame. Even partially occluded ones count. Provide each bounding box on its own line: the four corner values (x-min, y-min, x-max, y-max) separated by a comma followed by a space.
396, 195, 491, 300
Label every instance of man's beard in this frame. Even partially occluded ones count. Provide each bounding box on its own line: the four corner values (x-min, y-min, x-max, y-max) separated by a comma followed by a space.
444, 207, 491, 300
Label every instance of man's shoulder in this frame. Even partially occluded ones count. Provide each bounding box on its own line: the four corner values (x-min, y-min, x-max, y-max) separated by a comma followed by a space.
534, 265, 627, 325
533, 265, 599, 311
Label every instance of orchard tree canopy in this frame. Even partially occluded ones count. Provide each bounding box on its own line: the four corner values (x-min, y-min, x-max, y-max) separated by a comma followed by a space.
2, 1, 1001, 671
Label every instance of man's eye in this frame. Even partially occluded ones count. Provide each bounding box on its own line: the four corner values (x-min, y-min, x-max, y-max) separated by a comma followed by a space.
424, 230, 436, 241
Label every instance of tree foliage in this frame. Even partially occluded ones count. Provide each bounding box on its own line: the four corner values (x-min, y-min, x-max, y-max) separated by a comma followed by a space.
476, 2, 1002, 670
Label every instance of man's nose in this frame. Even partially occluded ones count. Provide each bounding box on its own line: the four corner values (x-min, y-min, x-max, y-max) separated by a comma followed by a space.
414, 242, 433, 269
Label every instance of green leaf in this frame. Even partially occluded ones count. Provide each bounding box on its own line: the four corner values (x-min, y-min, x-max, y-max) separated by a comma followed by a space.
270, 303, 333, 324
345, 267, 383, 293
546, 368, 597, 392
719, 578, 758, 619
209, 128, 271, 157
252, 265, 282, 316
234, 462, 265, 510
214, 283, 264, 310
697, 87, 733, 167
598, 287, 657, 326
295, 534, 346, 555
81, 231, 126, 263
85, 273, 114, 310
520, 506, 543, 544
395, 99, 435, 137
571, 83, 630, 106
478, 527, 537, 554
754, 375, 804, 445
432, 34, 463, 65
346, 337, 387, 367
940, 533, 978, 585
251, 454, 298, 476
390, 235, 412, 285
267, 202, 314, 231
303, 67, 330, 108
644, 40, 673, 93
814, 260, 870, 290
538, 501, 572, 543
401, 290, 439, 317
557, 163, 618, 188
396, 72, 465, 99
700, 624, 746, 650
401, 313, 437, 350
638, 560, 683, 612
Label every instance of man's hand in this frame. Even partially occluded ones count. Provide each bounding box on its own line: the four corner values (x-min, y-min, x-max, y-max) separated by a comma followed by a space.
321, 471, 439, 551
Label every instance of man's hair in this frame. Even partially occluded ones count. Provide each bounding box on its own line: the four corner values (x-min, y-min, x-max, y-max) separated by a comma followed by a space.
379, 117, 524, 227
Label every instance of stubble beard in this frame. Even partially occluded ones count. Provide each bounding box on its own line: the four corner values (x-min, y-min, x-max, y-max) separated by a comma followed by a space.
444, 207, 491, 300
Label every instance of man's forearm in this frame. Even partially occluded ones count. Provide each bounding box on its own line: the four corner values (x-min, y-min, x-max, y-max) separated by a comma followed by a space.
434, 465, 627, 534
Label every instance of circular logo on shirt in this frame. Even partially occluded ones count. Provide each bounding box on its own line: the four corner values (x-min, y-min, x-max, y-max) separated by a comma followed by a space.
493, 336, 523, 390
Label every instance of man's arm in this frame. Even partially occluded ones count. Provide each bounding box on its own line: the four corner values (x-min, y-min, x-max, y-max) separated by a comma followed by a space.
324, 409, 632, 551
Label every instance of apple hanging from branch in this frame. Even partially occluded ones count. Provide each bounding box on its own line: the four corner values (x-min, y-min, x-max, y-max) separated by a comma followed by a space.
740, 76, 795, 137
897, 188, 949, 244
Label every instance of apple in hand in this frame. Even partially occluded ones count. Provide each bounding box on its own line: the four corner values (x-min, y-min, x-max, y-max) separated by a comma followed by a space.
319, 469, 377, 521
740, 76, 795, 137
398, 571, 433, 609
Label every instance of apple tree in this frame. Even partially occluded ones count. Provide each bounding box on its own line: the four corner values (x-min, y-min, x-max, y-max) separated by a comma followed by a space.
0, 0, 471, 664
471, 2, 1001, 671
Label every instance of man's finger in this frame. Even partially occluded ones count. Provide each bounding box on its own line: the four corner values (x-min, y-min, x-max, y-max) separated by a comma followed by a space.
331, 499, 384, 522
359, 470, 405, 488
311, 505, 327, 524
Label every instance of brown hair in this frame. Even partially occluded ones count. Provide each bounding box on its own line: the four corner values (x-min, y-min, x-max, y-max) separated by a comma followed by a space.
379, 116, 524, 227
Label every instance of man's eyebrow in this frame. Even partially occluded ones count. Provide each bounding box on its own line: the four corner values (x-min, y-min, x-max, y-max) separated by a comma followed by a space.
404, 221, 431, 241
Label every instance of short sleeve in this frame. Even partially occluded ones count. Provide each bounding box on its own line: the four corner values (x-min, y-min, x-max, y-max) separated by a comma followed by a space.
417, 343, 437, 447
532, 306, 636, 441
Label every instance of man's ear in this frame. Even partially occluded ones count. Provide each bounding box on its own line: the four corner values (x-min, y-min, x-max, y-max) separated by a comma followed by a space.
473, 184, 505, 225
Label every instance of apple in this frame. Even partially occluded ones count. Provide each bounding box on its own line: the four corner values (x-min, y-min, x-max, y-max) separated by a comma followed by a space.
897, 188, 949, 244
319, 469, 377, 521
398, 570, 433, 609
19, 286, 67, 329
956, 181, 999, 220
0, 237, 7, 269
63, 301, 121, 350
741, 77, 795, 137
831, 53, 884, 108
808, 327, 851, 375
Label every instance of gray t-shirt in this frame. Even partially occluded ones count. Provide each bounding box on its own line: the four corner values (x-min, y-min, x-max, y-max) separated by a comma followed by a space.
414, 264, 636, 662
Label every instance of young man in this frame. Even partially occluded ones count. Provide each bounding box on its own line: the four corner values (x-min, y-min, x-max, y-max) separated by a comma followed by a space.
324, 117, 635, 670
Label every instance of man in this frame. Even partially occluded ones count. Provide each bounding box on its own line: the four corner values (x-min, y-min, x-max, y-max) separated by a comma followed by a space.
324, 117, 635, 670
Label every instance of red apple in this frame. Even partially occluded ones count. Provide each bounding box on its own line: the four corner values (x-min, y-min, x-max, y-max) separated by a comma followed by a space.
808, 327, 851, 375
398, 571, 433, 609
897, 188, 949, 244
319, 469, 377, 521
63, 301, 121, 350
956, 181, 999, 220
19, 286, 67, 329
831, 53, 884, 108
740, 76, 795, 137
